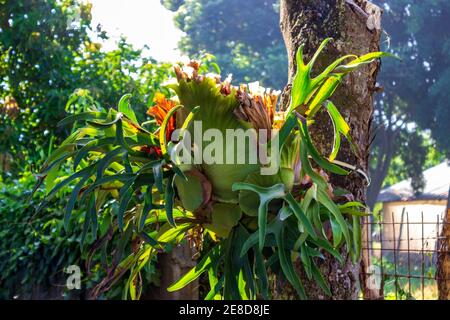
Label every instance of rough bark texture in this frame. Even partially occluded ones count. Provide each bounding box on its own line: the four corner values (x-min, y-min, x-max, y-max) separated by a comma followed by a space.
145, 245, 198, 299
279, 0, 382, 299
437, 186, 450, 300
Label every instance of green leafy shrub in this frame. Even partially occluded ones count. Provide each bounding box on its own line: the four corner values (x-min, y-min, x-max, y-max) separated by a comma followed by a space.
0, 170, 79, 299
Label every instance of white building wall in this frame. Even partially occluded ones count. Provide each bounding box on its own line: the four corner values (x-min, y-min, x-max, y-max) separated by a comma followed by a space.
381, 200, 447, 251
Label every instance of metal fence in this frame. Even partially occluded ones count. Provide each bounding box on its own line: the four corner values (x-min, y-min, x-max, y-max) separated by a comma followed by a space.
361, 209, 449, 300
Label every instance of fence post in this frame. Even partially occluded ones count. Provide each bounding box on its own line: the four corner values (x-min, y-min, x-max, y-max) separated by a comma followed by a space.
437, 186, 450, 300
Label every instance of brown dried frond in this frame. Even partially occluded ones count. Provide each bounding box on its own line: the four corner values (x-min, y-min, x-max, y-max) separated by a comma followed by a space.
174, 62, 199, 82
234, 85, 280, 134
219, 80, 232, 96
187, 225, 204, 252
175, 60, 233, 99
174, 59, 221, 84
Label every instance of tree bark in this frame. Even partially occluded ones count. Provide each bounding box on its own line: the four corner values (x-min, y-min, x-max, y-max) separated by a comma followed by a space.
279, 0, 382, 299
437, 185, 450, 300
145, 245, 199, 300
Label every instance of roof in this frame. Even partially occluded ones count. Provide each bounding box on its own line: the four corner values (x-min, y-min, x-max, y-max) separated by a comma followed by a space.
377, 161, 450, 203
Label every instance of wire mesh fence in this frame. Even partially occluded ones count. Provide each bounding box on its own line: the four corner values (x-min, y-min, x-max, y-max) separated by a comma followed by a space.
361, 208, 449, 300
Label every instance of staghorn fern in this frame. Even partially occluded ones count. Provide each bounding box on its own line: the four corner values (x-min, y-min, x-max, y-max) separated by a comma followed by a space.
35, 38, 390, 299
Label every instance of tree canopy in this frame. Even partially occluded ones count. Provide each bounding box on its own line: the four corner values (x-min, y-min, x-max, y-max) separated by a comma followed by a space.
0, 0, 171, 173
161, 0, 288, 89
0, 0, 170, 298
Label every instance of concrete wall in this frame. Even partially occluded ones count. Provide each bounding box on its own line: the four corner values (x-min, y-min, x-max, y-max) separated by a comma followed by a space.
381, 200, 446, 252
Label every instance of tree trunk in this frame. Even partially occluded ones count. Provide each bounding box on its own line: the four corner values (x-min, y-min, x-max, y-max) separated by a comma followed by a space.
437, 185, 450, 300
144, 246, 199, 300
366, 95, 400, 210
366, 128, 397, 210
279, 0, 382, 299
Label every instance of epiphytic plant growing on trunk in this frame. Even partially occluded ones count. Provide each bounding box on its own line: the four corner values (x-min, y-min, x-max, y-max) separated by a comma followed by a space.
36, 39, 390, 299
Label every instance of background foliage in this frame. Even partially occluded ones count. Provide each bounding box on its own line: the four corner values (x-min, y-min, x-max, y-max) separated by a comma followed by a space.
161, 0, 288, 89
0, 0, 169, 298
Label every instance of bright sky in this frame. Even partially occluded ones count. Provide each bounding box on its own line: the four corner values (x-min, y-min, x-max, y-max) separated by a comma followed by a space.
88, 0, 183, 61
